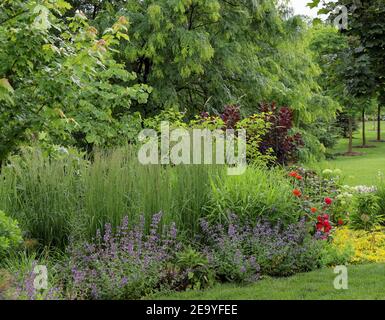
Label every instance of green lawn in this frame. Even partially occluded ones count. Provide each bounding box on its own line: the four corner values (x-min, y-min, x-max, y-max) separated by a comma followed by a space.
310, 122, 385, 186
152, 264, 385, 300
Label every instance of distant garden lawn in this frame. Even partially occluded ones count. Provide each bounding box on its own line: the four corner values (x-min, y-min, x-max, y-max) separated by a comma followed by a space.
154, 264, 385, 300
311, 122, 385, 186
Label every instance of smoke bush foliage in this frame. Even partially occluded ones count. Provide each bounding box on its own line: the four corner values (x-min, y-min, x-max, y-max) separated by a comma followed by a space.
200, 215, 324, 279
260, 102, 304, 165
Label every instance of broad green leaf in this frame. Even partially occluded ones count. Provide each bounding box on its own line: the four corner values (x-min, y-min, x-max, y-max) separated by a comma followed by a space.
307, 0, 321, 9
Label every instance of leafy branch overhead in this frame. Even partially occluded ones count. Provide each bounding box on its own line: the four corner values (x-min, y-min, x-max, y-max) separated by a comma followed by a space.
0, 0, 151, 161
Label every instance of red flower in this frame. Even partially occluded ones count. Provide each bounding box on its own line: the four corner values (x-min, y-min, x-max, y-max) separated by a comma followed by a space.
338, 219, 344, 226
311, 207, 317, 213
289, 171, 298, 177
316, 215, 333, 234
324, 197, 332, 205
295, 175, 303, 180
292, 189, 302, 197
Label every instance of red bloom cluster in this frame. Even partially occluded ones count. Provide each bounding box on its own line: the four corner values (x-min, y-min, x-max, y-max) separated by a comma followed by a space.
324, 197, 332, 205
288, 173, 335, 236
289, 171, 302, 180
316, 214, 332, 234
292, 189, 302, 197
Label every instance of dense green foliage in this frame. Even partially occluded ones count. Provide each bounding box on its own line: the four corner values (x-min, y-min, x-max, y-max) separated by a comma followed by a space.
0, 0, 150, 163
310, 0, 385, 147
2, 0, 385, 301
66, 1, 334, 119
0, 210, 23, 257
0, 0, 342, 163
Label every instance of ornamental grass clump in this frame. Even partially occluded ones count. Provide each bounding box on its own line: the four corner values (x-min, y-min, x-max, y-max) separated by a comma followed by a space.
205, 165, 300, 225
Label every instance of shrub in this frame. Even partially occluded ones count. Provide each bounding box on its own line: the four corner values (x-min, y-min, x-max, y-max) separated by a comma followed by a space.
220, 105, 241, 130
319, 240, 354, 267
260, 102, 303, 165
200, 215, 324, 279
62, 213, 182, 300
174, 246, 215, 291
288, 167, 341, 202
296, 129, 327, 163
192, 106, 273, 165
350, 193, 384, 231
0, 210, 23, 257
236, 114, 274, 164
143, 108, 188, 131
310, 120, 341, 149
329, 227, 385, 263
200, 217, 260, 283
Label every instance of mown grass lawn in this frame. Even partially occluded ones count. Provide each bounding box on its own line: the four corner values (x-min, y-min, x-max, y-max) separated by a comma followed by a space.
153, 264, 385, 300
311, 122, 385, 186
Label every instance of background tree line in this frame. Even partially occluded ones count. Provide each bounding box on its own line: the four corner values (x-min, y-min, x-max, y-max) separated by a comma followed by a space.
3, 0, 378, 164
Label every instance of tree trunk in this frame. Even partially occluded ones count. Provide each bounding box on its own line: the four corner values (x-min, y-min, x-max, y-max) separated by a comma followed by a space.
362, 109, 366, 147
348, 115, 353, 154
377, 104, 381, 141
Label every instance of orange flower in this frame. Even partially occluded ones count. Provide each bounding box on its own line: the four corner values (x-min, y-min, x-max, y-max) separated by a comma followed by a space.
295, 175, 303, 180
311, 207, 317, 213
292, 189, 302, 197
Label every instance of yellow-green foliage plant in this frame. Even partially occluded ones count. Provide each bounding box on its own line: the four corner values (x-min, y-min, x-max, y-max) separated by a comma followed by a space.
0, 210, 23, 257
330, 227, 385, 263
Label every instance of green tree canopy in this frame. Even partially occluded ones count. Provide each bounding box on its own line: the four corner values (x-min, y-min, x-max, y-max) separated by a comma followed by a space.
0, 0, 151, 162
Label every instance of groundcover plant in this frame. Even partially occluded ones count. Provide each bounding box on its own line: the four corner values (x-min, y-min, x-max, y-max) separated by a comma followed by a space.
1, 0, 385, 305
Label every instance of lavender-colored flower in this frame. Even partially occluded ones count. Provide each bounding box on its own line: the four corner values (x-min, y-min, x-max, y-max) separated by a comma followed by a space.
228, 224, 236, 238
200, 217, 321, 280
64, 213, 182, 300
169, 222, 177, 239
